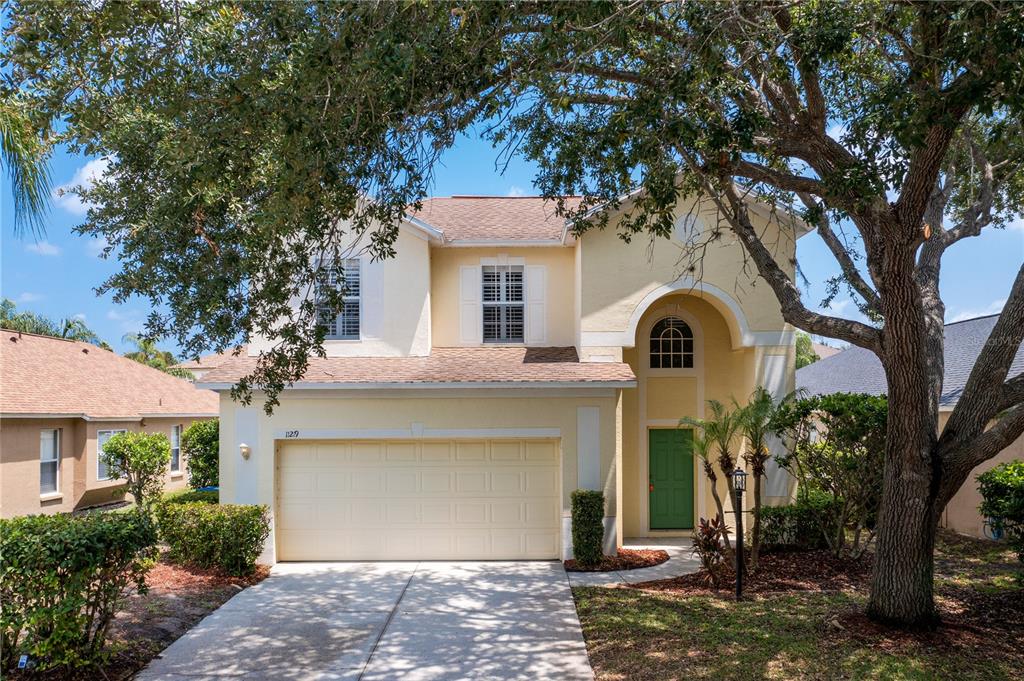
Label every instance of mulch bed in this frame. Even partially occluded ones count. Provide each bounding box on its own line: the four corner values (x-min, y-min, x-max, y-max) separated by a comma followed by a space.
8, 554, 269, 681
565, 548, 670, 572
635, 548, 872, 594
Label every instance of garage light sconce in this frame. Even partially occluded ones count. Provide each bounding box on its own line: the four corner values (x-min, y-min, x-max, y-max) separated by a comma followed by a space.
239, 443, 251, 460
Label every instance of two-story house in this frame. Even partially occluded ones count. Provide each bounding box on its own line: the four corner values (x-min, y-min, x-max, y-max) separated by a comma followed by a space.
198, 194, 806, 563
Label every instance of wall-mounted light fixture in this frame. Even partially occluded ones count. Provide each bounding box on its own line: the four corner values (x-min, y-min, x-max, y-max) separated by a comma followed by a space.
239, 443, 252, 460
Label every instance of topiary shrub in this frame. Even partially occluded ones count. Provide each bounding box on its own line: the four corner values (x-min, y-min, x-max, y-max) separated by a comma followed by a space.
0, 511, 157, 672
759, 490, 841, 551
163, 489, 219, 505
978, 460, 1024, 574
154, 502, 270, 576
100, 431, 171, 508
182, 419, 219, 489
570, 489, 605, 568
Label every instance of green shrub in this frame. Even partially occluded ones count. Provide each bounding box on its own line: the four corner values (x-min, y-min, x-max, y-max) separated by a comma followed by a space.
570, 489, 605, 567
100, 431, 171, 507
155, 502, 270, 576
0, 511, 157, 671
163, 489, 219, 505
183, 419, 219, 489
978, 460, 1024, 568
760, 490, 840, 551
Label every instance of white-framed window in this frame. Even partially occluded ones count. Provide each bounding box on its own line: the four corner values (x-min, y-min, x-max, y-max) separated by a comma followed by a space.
170, 424, 182, 473
97, 429, 127, 481
481, 264, 524, 343
40, 429, 60, 494
650, 317, 694, 369
316, 259, 361, 340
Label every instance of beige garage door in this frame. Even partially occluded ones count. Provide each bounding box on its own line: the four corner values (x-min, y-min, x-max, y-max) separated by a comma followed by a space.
276, 439, 561, 560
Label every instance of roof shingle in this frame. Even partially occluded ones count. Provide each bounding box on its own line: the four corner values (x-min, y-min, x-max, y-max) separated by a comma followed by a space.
0, 330, 219, 418
199, 347, 635, 388
796, 314, 1024, 407
412, 196, 581, 243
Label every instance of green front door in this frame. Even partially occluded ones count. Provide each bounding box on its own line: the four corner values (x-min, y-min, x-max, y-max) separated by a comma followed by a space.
648, 429, 695, 530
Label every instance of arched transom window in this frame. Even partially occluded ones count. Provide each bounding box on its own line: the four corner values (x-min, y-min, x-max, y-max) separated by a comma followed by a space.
649, 317, 694, 369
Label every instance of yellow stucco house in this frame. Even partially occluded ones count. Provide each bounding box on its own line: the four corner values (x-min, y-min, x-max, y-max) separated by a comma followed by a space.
199, 194, 806, 563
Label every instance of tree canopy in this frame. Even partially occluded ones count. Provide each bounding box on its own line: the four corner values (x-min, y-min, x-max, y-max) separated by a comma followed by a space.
0, 298, 109, 348
5, 0, 1024, 626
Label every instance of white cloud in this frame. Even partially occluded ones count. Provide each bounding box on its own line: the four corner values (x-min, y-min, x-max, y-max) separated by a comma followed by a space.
73, 313, 87, 321
25, 240, 61, 256
15, 292, 43, 304
52, 157, 111, 216
106, 307, 144, 334
85, 236, 110, 258
507, 185, 527, 197
947, 298, 1005, 324
826, 122, 847, 141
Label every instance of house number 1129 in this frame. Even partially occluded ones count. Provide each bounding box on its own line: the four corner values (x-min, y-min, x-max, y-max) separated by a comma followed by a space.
284, 430, 299, 438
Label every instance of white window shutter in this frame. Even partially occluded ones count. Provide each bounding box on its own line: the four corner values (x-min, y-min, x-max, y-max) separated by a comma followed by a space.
525, 265, 547, 345
459, 265, 482, 344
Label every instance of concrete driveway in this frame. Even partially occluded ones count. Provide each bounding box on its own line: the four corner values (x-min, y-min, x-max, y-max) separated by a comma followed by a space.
135, 561, 593, 681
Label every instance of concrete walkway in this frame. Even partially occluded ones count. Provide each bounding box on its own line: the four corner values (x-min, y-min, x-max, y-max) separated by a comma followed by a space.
136, 561, 593, 681
566, 537, 701, 587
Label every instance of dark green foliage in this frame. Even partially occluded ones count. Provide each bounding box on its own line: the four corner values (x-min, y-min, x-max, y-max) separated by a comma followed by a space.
182, 419, 219, 489
690, 517, 729, 586
772, 393, 886, 558
795, 332, 820, 369
163, 489, 219, 505
0, 298, 109, 348
571, 490, 605, 568
977, 460, 1024, 570
0, 511, 157, 671
760, 491, 841, 551
100, 431, 171, 508
154, 502, 270, 576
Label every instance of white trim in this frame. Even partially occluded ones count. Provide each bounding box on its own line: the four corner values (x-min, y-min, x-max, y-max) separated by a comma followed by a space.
39, 428, 60, 496
1, 413, 145, 421
401, 214, 445, 241
581, 278, 795, 349
137, 412, 218, 418
96, 428, 127, 481
444, 240, 567, 248
272, 426, 562, 440
39, 492, 64, 502
200, 380, 635, 391
219, 387, 621, 399
170, 424, 183, 474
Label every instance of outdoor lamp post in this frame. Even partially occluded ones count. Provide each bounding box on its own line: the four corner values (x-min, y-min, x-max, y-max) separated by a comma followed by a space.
732, 467, 747, 601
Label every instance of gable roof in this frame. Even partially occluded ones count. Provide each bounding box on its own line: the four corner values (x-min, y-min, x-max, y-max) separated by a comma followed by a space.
796, 314, 1024, 408
197, 346, 635, 389
172, 349, 243, 372
411, 196, 581, 245
0, 330, 219, 419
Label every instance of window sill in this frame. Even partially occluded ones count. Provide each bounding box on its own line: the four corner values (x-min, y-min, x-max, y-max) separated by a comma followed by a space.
39, 492, 63, 502
170, 472, 184, 479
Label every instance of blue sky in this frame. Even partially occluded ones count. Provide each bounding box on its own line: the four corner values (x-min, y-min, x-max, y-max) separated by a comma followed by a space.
2, 132, 1022, 357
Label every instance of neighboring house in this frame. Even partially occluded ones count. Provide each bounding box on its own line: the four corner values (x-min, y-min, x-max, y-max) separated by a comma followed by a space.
172, 350, 242, 382
812, 341, 841, 360
200, 194, 808, 563
797, 314, 1024, 538
0, 330, 219, 517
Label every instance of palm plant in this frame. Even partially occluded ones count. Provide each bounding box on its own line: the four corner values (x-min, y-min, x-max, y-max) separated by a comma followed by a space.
682, 400, 744, 561
1, 98, 52, 236
736, 387, 779, 570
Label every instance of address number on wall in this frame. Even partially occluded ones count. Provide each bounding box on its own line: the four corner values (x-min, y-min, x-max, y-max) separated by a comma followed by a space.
284, 430, 300, 438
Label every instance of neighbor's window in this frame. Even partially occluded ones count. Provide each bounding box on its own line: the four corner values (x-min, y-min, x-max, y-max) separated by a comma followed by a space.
97, 429, 127, 481
650, 317, 694, 369
40, 429, 60, 494
316, 259, 361, 340
482, 265, 524, 343
170, 424, 182, 473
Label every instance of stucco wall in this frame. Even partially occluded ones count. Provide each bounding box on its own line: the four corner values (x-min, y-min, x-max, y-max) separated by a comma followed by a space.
218, 390, 620, 563
248, 225, 432, 358
0, 416, 209, 518
577, 198, 798, 360
430, 246, 576, 347
941, 412, 1024, 538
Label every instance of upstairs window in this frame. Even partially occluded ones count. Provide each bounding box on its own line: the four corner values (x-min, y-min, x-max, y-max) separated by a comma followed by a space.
650, 317, 694, 369
316, 259, 361, 340
40, 429, 59, 494
482, 264, 524, 343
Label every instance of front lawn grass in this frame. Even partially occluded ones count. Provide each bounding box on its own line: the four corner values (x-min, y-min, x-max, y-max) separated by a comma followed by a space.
574, 531, 1022, 680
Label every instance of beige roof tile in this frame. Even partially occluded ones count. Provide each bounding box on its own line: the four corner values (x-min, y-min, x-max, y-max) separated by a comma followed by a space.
199, 347, 635, 387
172, 349, 243, 371
0, 330, 219, 418
412, 196, 581, 243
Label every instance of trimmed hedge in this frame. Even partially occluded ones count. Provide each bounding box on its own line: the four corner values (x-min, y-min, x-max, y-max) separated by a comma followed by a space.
155, 502, 270, 576
978, 460, 1024, 570
760, 491, 840, 551
570, 489, 604, 567
0, 511, 157, 671
182, 419, 219, 489
163, 489, 219, 505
